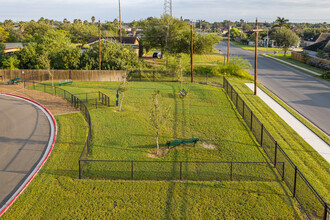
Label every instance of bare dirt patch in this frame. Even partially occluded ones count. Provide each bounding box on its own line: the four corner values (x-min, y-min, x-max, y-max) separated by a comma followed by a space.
148, 148, 169, 158
201, 142, 217, 149
0, 83, 78, 116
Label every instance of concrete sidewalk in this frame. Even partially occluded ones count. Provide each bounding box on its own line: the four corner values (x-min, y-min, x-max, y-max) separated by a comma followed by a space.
262, 54, 322, 76
245, 83, 330, 163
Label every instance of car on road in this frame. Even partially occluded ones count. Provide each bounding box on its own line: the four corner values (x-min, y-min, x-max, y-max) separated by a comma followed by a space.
153, 52, 162, 58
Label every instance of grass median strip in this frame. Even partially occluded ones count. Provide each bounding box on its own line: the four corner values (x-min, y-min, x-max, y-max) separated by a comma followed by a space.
228, 78, 330, 203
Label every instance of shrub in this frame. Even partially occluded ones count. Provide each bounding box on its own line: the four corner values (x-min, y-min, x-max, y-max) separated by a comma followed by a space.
321, 71, 330, 79
307, 59, 330, 71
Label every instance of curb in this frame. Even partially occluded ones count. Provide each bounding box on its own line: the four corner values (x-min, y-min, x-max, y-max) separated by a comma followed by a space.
0, 93, 57, 216
262, 54, 322, 76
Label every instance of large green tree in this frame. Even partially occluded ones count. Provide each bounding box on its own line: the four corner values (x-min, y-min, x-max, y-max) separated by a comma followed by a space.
0, 26, 9, 42
272, 27, 300, 55
80, 41, 143, 70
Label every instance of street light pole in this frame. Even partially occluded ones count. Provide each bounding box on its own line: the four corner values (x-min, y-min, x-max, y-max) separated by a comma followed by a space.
191, 22, 194, 83
119, 0, 122, 43
98, 20, 101, 71
227, 21, 231, 63
248, 18, 264, 95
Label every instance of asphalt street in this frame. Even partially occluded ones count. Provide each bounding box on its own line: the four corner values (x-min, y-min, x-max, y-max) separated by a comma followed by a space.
215, 43, 330, 136
0, 95, 51, 209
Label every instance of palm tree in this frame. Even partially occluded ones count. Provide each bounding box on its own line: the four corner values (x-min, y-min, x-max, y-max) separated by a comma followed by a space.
273, 17, 289, 28
91, 16, 95, 24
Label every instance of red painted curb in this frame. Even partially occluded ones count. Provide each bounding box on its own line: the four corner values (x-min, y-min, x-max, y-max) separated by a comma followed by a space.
0, 93, 57, 216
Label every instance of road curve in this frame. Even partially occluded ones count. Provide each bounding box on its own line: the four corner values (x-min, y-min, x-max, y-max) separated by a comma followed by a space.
0, 93, 56, 215
215, 43, 330, 136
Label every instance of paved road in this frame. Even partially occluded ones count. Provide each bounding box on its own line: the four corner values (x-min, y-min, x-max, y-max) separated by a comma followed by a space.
215, 43, 330, 136
0, 95, 51, 211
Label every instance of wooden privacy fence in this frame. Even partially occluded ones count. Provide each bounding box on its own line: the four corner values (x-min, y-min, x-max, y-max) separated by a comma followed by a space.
0, 69, 126, 82
291, 51, 330, 64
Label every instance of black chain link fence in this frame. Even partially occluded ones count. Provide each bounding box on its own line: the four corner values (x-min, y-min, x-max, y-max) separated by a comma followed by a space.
223, 77, 329, 220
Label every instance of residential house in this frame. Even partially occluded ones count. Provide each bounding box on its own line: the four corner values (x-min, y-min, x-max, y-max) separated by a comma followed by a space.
1, 43, 24, 53
303, 34, 330, 57
86, 36, 139, 55
302, 33, 330, 47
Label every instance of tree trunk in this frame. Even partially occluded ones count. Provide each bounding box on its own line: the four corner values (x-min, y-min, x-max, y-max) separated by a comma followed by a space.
119, 92, 125, 111
156, 130, 159, 155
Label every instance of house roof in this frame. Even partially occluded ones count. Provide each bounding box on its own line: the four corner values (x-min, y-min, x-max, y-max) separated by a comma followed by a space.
2, 43, 24, 49
87, 36, 138, 45
306, 33, 330, 42
303, 36, 330, 52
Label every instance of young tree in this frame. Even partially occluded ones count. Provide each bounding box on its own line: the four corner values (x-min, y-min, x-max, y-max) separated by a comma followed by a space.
117, 74, 128, 112
38, 51, 54, 86
149, 89, 170, 155
272, 27, 300, 55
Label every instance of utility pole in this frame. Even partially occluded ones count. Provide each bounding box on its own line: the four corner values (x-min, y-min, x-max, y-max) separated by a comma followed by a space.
166, 20, 169, 47
266, 28, 269, 49
248, 18, 264, 95
98, 19, 101, 70
119, 0, 122, 43
227, 20, 231, 63
190, 22, 194, 83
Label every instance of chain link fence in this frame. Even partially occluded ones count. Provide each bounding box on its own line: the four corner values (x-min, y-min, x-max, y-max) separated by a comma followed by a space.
223, 77, 329, 220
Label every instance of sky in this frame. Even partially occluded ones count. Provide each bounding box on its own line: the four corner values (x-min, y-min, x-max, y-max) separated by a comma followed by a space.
0, 0, 329, 23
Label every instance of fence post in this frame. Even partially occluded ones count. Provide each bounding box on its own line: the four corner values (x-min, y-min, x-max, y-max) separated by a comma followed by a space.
230, 162, 233, 181
293, 166, 298, 197
274, 142, 278, 167
242, 100, 245, 120
282, 162, 285, 181
108, 97, 110, 107
260, 124, 264, 146
250, 112, 253, 129
131, 161, 134, 180
323, 203, 328, 220
180, 162, 183, 180
78, 160, 81, 179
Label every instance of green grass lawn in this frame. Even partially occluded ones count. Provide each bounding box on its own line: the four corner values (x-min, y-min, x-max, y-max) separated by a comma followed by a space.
231, 41, 285, 51
228, 78, 330, 204
2, 83, 302, 219
265, 54, 327, 76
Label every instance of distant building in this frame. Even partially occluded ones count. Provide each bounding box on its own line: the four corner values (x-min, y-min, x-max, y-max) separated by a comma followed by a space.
302, 33, 330, 47
1, 43, 24, 53
86, 36, 139, 55
303, 34, 330, 56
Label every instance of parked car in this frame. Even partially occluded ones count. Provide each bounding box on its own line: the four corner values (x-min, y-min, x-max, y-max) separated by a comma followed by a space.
153, 52, 162, 58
